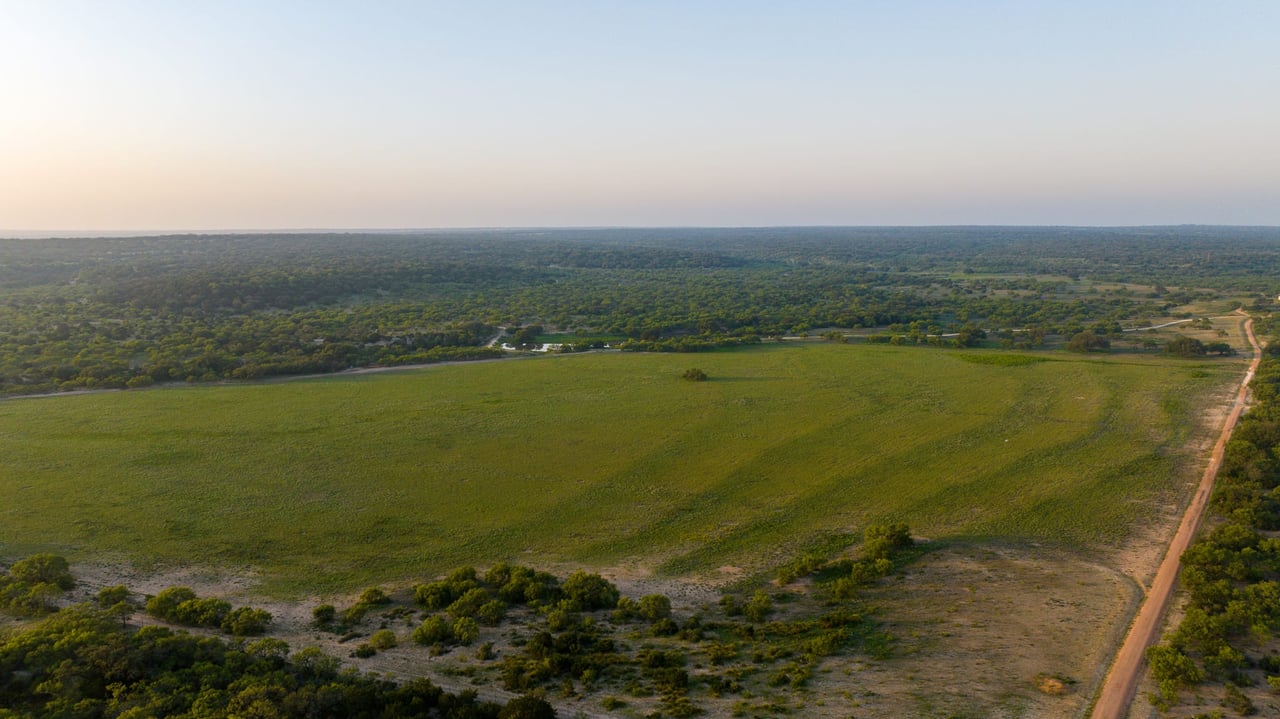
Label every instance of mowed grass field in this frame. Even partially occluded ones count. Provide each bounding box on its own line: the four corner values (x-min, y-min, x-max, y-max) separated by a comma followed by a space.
0, 344, 1240, 594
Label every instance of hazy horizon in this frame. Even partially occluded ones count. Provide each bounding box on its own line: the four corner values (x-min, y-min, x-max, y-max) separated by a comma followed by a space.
7, 223, 1280, 242
3, 2, 1278, 230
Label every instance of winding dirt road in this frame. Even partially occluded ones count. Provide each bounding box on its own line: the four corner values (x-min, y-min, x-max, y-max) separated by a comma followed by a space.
1090, 313, 1263, 719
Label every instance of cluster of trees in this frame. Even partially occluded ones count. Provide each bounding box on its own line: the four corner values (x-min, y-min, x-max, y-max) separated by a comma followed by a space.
1146, 353, 1280, 712
715, 526, 918, 693
775, 524, 915, 595
0, 555, 559, 719
4, 227, 1269, 396
144, 586, 273, 636
1165, 335, 1237, 358
0, 604, 555, 719
312, 585, 397, 630
340, 555, 902, 716
0, 549, 924, 717
408, 566, 620, 655
0, 554, 74, 616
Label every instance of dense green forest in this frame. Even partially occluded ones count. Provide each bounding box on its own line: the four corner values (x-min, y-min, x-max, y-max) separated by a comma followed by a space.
1, 227, 1277, 395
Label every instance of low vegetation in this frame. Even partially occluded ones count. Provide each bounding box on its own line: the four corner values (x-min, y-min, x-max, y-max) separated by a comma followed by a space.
681, 367, 708, 382
0, 541, 918, 718
144, 586, 272, 636
0, 554, 74, 616
0, 603, 553, 719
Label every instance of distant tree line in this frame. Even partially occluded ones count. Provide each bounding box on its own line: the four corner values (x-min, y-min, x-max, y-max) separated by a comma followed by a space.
0, 228, 1274, 395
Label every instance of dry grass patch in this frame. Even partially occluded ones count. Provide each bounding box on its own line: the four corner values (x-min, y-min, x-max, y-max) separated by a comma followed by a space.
823, 543, 1138, 719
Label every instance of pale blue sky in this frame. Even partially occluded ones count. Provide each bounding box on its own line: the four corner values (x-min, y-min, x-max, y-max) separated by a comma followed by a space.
1, 1, 1277, 230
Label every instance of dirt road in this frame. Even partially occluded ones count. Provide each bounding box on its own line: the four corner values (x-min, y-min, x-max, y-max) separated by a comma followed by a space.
1090, 313, 1263, 719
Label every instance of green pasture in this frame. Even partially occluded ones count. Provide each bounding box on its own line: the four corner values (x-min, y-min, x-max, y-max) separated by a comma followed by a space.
0, 344, 1242, 594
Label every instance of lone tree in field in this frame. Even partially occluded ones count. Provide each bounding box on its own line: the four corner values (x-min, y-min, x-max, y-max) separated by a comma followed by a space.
1165, 335, 1207, 358
1066, 331, 1110, 353
682, 368, 708, 382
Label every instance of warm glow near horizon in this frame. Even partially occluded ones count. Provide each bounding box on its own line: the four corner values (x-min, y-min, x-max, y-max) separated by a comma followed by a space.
2, 1, 1278, 232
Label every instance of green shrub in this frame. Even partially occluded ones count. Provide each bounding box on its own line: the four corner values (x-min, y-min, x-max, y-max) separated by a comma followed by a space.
447, 566, 478, 584
561, 571, 619, 611
413, 615, 453, 645
453, 617, 480, 645
477, 600, 506, 626
146, 586, 198, 619
484, 562, 514, 587
719, 595, 741, 617
448, 587, 491, 619
707, 642, 737, 665
1223, 683, 1256, 715
660, 692, 701, 717
498, 694, 557, 719
546, 607, 580, 632
8, 554, 74, 590
175, 597, 231, 627
357, 587, 391, 606
93, 585, 131, 609
369, 629, 398, 650
651, 618, 679, 636
678, 615, 704, 642
312, 604, 336, 626
777, 552, 828, 585
222, 606, 271, 636
681, 368, 708, 382
145, 586, 267, 635
614, 596, 640, 621
744, 592, 773, 623
639, 594, 672, 621
1147, 643, 1204, 708
0, 576, 64, 616
415, 581, 456, 610
496, 567, 561, 605
342, 603, 368, 625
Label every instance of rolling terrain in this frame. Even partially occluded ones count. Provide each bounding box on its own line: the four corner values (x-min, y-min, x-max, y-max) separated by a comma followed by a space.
0, 342, 1239, 596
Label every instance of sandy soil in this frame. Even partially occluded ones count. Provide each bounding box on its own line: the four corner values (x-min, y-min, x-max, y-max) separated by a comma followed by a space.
814, 544, 1140, 719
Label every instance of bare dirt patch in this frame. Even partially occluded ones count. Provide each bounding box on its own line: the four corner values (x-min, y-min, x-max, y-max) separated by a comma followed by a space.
819, 544, 1139, 719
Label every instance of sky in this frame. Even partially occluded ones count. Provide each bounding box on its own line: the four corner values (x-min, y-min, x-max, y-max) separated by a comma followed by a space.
1, 1, 1278, 231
